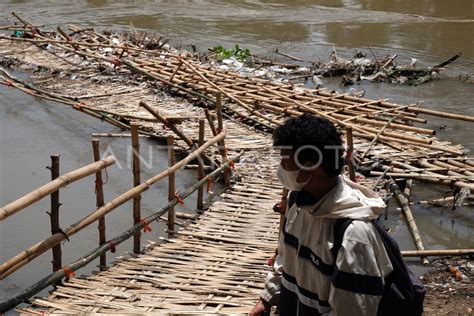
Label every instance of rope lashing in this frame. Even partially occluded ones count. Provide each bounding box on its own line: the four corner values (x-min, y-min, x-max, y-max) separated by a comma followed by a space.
107, 240, 116, 253
207, 177, 213, 192
175, 192, 184, 205
111, 58, 121, 67
63, 267, 75, 280
140, 219, 152, 233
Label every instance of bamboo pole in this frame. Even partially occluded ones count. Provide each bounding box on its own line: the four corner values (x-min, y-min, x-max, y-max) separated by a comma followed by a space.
131, 123, 141, 254
258, 86, 460, 154
48, 155, 62, 273
139, 101, 193, 147
418, 158, 467, 178
197, 120, 205, 211
360, 113, 402, 160
387, 162, 474, 191
0, 68, 136, 133
0, 131, 226, 279
168, 136, 176, 237
91, 133, 150, 138
370, 171, 474, 183
432, 160, 474, 177
401, 249, 474, 257
92, 139, 107, 270
405, 180, 429, 264
0, 152, 242, 313
175, 57, 280, 126
390, 182, 429, 265
132, 62, 276, 130
316, 90, 474, 123
346, 128, 356, 181
139, 101, 218, 169
0, 156, 116, 221
204, 109, 218, 136
216, 94, 231, 187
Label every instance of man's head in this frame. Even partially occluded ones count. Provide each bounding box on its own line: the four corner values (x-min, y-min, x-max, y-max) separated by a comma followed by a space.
273, 114, 344, 189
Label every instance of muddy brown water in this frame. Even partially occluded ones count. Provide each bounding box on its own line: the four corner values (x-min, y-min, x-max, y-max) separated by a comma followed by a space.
1, 0, 473, 306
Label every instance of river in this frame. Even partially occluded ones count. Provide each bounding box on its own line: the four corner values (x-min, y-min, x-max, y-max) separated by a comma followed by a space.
1, 0, 473, 305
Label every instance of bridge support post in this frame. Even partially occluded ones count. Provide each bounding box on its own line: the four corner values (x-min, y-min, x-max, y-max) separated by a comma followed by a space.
197, 120, 205, 211
92, 139, 107, 269
216, 93, 230, 187
48, 155, 62, 273
167, 136, 176, 236
131, 123, 142, 254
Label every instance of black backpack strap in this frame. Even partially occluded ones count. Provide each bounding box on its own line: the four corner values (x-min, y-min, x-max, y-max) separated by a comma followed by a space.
331, 218, 353, 259
287, 191, 298, 209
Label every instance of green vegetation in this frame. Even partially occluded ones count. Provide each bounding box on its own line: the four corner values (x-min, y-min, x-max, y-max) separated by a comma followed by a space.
211, 44, 251, 62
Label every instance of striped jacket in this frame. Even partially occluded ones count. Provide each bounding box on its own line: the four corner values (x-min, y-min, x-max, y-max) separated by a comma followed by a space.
261, 176, 393, 315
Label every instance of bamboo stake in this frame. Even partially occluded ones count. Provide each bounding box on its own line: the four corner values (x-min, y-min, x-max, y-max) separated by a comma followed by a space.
0, 131, 226, 279
197, 120, 205, 211
401, 249, 474, 257
346, 128, 356, 181
204, 109, 218, 136
168, 136, 176, 237
390, 182, 429, 265
216, 93, 230, 187
92, 139, 107, 270
131, 123, 141, 254
48, 155, 62, 273
0, 156, 116, 221
0, 152, 242, 313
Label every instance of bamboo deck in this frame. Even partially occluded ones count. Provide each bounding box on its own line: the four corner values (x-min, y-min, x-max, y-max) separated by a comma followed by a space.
19, 152, 282, 314
0, 20, 473, 314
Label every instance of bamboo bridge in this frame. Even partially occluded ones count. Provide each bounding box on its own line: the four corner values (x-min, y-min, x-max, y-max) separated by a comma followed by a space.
0, 15, 473, 314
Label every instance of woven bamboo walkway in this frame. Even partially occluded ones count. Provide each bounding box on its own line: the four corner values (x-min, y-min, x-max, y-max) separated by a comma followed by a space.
20, 148, 283, 314
0, 21, 473, 314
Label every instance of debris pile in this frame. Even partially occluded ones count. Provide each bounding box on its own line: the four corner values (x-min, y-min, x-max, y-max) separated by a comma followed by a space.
422, 257, 473, 314
313, 50, 462, 86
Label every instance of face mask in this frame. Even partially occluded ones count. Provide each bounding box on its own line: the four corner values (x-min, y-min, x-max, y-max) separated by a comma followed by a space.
277, 164, 311, 191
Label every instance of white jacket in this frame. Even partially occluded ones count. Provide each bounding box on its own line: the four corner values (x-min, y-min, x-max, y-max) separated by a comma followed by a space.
260, 176, 393, 315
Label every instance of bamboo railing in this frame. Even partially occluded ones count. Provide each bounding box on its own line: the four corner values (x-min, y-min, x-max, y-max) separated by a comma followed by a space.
0, 156, 116, 221
0, 153, 242, 313
0, 130, 226, 280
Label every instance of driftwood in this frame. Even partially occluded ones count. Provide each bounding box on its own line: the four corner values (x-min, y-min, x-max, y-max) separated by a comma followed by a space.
313, 49, 461, 86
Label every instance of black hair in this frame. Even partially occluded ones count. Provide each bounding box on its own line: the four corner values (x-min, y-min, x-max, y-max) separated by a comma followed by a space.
273, 113, 344, 177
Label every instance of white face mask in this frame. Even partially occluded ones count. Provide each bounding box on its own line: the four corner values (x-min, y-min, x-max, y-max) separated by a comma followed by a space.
277, 164, 311, 191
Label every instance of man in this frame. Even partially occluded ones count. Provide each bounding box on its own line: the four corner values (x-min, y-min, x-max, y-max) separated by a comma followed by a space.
250, 114, 392, 315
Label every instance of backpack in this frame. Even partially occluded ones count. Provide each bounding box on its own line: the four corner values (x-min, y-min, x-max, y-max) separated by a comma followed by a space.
333, 218, 425, 315
287, 191, 426, 316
